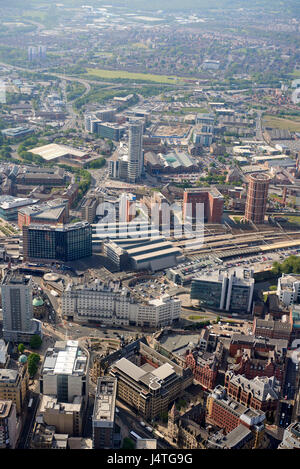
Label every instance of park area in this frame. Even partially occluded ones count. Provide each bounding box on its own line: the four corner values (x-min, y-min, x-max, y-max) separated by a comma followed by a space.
86, 68, 192, 84
263, 114, 300, 133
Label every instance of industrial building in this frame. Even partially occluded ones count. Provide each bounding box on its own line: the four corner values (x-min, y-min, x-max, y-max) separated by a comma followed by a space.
144, 151, 198, 175
30, 143, 89, 164
93, 221, 159, 245
103, 236, 181, 272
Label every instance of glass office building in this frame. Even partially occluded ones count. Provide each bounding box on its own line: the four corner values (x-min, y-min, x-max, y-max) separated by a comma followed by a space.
191, 269, 254, 314
23, 222, 92, 262
190, 278, 224, 309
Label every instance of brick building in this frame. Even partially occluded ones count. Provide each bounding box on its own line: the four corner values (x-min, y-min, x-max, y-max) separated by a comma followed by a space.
185, 346, 222, 391
183, 187, 224, 223
18, 198, 68, 229
253, 317, 292, 342
206, 386, 266, 448
224, 371, 279, 420
230, 347, 285, 384
229, 334, 288, 358
244, 173, 271, 224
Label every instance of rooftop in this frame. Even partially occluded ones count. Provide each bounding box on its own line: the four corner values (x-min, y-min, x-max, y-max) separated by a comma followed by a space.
0, 400, 13, 419
30, 143, 88, 161
0, 195, 38, 210
42, 340, 87, 376
208, 424, 252, 449
93, 377, 117, 423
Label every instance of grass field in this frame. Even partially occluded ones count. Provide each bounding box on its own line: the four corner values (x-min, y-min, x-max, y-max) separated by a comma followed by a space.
263, 115, 300, 132
21, 11, 47, 21
287, 216, 300, 226
86, 68, 191, 84
232, 215, 243, 222
188, 315, 208, 321
182, 107, 208, 113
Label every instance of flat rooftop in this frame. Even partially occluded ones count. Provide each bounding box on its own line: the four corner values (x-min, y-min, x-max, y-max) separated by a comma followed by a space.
0, 400, 13, 419
30, 143, 87, 161
2, 271, 31, 286
0, 369, 18, 383
42, 340, 87, 376
132, 247, 181, 262
93, 377, 117, 423
113, 357, 176, 389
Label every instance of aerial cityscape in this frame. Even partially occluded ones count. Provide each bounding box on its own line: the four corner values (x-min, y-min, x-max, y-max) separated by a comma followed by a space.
0, 0, 300, 456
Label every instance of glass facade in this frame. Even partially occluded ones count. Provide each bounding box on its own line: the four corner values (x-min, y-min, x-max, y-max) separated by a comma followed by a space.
190, 279, 223, 308
228, 285, 250, 312
24, 223, 92, 262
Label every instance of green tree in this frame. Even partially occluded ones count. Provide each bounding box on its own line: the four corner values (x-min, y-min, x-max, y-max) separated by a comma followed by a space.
30, 335, 42, 349
160, 411, 168, 423
271, 261, 281, 275
18, 343, 25, 354
122, 437, 135, 449
27, 353, 40, 378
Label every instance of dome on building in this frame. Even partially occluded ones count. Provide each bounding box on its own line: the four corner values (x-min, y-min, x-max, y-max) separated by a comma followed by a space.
43, 273, 60, 282
33, 297, 44, 307
18, 354, 28, 364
